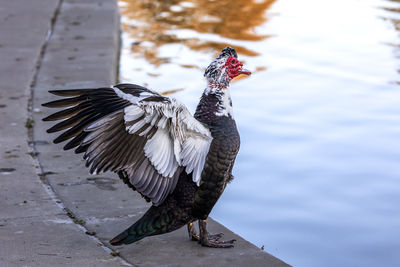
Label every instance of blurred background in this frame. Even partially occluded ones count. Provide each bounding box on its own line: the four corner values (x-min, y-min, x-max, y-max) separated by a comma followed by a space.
118, 0, 400, 266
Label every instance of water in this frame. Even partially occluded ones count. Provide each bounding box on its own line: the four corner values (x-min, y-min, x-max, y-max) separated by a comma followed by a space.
118, 0, 400, 266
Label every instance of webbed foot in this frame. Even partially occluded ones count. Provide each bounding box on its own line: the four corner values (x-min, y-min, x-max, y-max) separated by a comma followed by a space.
187, 221, 224, 242
198, 219, 236, 248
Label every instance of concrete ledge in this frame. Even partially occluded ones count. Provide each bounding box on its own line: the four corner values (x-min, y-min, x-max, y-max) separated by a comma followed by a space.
0, 0, 291, 265
0, 0, 127, 266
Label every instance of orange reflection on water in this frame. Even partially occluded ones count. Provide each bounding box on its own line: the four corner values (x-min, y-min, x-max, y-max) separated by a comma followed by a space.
120, 0, 276, 67
381, 0, 400, 83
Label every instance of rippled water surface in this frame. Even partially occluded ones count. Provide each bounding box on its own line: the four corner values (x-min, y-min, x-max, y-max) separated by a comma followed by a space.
118, 0, 400, 266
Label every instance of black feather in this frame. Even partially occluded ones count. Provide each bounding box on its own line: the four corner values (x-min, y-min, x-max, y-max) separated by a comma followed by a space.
46, 108, 93, 133
48, 89, 93, 97
66, 131, 89, 150
42, 102, 91, 121
75, 143, 89, 154
140, 96, 168, 103
54, 114, 103, 144
42, 95, 87, 108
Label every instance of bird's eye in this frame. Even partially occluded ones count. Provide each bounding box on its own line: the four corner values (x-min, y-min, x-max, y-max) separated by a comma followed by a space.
231, 59, 237, 64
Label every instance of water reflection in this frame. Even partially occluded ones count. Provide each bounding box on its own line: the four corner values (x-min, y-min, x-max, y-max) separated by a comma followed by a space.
382, 0, 400, 83
119, 0, 275, 66
119, 0, 400, 266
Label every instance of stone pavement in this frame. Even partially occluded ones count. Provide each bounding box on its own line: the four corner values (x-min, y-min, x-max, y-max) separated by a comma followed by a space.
0, 0, 127, 266
0, 0, 290, 266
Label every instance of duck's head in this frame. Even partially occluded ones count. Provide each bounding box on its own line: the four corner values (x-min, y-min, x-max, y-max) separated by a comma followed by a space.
204, 47, 251, 88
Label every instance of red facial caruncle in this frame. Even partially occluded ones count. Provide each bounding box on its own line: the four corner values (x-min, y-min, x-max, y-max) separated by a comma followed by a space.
223, 56, 251, 79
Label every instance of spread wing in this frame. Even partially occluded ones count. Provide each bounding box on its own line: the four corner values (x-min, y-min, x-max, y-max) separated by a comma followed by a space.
42, 83, 212, 205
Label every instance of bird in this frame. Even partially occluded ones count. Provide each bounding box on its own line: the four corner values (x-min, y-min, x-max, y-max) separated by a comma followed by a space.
42, 47, 251, 248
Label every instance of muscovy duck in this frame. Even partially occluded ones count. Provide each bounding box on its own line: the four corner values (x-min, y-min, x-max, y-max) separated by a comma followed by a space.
42, 47, 251, 248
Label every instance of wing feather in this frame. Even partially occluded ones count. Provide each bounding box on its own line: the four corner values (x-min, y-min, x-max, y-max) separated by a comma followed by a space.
43, 84, 212, 206
139, 163, 154, 191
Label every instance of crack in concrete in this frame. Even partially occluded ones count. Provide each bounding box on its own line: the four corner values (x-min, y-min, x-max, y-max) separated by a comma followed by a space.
25, 1, 133, 266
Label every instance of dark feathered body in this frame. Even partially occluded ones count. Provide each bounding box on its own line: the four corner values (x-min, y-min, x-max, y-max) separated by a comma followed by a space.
192, 91, 240, 219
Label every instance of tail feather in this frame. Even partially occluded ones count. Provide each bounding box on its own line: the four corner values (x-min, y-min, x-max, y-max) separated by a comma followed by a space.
110, 205, 189, 246
110, 213, 160, 245
110, 229, 144, 246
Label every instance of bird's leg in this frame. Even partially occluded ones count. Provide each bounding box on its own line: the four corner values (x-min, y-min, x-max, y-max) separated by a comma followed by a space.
198, 219, 236, 248
188, 220, 223, 242
187, 221, 199, 241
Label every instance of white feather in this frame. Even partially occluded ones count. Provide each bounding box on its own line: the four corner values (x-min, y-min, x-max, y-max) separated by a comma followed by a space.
181, 134, 212, 184
146, 130, 164, 164
150, 113, 161, 126
138, 125, 153, 137
144, 129, 178, 178
214, 89, 233, 117
157, 116, 168, 128
128, 119, 147, 134
113, 87, 140, 104
124, 106, 144, 121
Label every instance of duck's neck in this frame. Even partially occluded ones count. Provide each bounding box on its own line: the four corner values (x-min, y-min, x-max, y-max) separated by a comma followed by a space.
195, 83, 234, 123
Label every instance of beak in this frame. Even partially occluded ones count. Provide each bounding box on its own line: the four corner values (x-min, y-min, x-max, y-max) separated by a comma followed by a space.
238, 68, 251, 76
